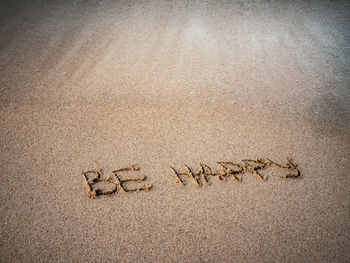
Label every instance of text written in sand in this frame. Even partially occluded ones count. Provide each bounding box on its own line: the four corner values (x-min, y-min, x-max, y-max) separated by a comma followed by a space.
82, 157, 301, 199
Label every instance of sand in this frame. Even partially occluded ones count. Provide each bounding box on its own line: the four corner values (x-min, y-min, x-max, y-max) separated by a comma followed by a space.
0, 0, 349, 262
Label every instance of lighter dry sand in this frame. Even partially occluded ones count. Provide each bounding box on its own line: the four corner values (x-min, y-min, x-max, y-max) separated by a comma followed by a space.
0, 0, 349, 262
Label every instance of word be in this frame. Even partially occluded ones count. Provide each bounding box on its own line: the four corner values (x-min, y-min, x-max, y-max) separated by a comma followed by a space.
82, 165, 152, 199
170, 157, 301, 187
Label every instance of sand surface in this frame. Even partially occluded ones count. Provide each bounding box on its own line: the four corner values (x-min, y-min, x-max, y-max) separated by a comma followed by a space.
0, 0, 349, 262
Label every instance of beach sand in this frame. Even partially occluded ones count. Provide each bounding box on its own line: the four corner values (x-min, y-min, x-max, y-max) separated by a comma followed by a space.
0, 0, 349, 262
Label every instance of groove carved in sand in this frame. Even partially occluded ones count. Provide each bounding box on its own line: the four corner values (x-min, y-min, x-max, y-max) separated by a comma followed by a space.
81, 158, 301, 198
82, 165, 152, 199
170, 157, 302, 187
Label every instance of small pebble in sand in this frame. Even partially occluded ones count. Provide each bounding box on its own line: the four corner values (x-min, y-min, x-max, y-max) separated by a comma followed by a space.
63, 72, 67, 75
